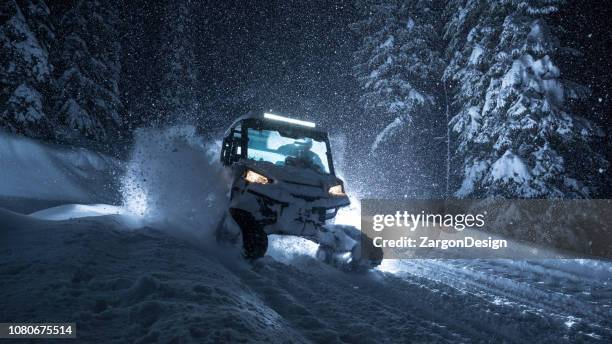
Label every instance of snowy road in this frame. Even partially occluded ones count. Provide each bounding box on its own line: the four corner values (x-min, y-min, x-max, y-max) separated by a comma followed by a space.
0, 131, 610, 343
1, 206, 610, 343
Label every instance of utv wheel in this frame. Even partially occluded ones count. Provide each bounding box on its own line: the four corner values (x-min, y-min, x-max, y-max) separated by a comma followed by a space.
229, 208, 268, 260
361, 234, 384, 268
337, 225, 384, 268
315, 245, 333, 264
352, 244, 383, 269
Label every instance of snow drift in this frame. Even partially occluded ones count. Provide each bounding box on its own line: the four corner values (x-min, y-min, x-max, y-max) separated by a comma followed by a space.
0, 131, 120, 212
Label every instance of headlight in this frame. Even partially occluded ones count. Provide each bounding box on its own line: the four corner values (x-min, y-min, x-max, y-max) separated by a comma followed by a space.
328, 184, 345, 196
244, 170, 269, 184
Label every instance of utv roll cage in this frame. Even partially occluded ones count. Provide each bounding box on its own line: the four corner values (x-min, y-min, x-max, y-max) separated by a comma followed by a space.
220, 113, 337, 175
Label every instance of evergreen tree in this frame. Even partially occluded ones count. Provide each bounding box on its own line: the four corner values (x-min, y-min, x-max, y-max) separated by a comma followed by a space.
443, 0, 501, 197
444, 0, 608, 198
158, 0, 201, 124
0, 0, 54, 139
52, 0, 123, 141
20, 0, 55, 53
351, 0, 445, 197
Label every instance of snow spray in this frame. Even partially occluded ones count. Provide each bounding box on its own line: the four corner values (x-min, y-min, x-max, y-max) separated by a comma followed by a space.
120, 126, 230, 242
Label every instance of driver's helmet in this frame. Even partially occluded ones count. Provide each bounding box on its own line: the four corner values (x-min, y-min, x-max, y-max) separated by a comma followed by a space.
294, 138, 313, 151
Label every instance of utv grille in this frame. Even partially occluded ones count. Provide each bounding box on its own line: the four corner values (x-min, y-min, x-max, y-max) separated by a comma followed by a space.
314, 207, 337, 222
291, 194, 319, 202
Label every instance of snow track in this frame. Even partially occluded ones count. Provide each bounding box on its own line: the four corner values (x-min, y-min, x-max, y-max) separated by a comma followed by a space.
381, 259, 612, 342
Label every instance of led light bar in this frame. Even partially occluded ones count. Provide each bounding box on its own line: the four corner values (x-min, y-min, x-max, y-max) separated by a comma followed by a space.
264, 113, 316, 128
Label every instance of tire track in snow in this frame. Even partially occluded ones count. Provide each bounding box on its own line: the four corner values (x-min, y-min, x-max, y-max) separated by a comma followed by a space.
228, 257, 497, 343
383, 259, 612, 342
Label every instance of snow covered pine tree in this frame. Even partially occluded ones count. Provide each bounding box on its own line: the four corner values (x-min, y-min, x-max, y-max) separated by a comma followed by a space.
444, 0, 608, 198
158, 0, 201, 124
351, 0, 446, 198
0, 0, 55, 139
52, 0, 122, 141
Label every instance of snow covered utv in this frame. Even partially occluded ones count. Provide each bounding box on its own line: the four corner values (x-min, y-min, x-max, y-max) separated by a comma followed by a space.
218, 112, 382, 270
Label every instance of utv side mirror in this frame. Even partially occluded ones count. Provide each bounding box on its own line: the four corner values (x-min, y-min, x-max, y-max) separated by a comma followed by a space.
229, 136, 242, 164
220, 131, 243, 166
220, 136, 231, 166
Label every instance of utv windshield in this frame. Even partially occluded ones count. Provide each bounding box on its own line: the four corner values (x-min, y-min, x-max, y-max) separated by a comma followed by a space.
246, 127, 331, 174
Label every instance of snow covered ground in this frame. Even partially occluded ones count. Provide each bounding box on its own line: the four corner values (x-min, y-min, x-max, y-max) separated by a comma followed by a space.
1, 130, 611, 343
0, 132, 121, 213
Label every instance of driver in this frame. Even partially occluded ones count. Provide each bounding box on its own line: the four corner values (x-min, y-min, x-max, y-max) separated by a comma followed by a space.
277, 138, 325, 172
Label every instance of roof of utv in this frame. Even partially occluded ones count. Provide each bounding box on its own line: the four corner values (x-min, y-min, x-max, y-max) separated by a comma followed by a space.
226, 112, 326, 136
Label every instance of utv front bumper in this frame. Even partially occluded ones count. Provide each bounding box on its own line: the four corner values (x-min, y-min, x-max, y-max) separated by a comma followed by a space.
229, 181, 350, 237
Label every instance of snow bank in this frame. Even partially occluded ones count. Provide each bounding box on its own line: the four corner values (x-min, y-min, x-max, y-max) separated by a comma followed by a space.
0, 131, 120, 204
120, 126, 230, 241
2, 206, 610, 343
30, 203, 125, 220
29, 203, 144, 230
0, 209, 304, 343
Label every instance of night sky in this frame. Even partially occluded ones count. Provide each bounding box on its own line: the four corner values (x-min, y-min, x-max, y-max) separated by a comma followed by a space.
120, 0, 360, 132
553, 1, 612, 124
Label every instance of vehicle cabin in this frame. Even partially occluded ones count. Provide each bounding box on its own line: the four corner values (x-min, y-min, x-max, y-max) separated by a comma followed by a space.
220, 112, 337, 176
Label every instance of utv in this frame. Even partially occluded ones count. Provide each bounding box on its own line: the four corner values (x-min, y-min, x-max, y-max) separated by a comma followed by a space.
218, 112, 382, 269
